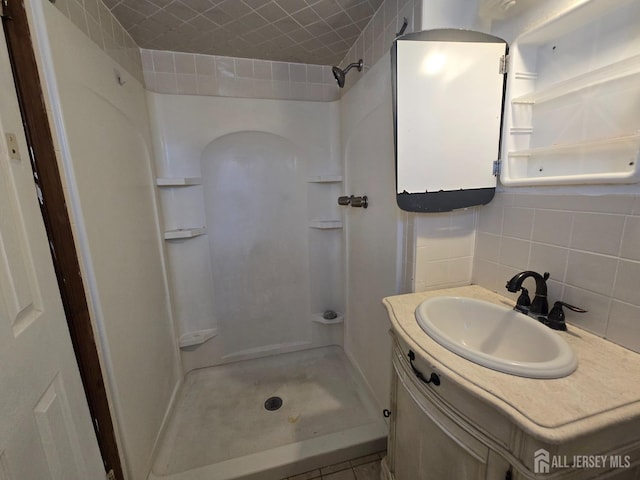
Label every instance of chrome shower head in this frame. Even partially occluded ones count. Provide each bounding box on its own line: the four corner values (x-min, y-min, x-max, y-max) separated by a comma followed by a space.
331, 59, 363, 88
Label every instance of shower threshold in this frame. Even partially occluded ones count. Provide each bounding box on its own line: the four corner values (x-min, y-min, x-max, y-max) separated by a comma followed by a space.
148, 346, 387, 480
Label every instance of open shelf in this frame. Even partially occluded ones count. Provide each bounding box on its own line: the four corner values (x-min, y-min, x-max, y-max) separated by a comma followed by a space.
307, 175, 343, 183
509, 134, 640, 157
309, 220, 343, 229
156, 177, 202, 186
163, 227, 206, 240
504, 134, 640, 186
512, 54, 640, 105
311, 312, 344, 325
500, 0, 640, 187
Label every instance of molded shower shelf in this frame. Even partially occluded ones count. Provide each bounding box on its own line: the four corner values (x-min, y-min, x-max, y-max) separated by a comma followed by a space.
309, 220, 343, 229
163, 228, 206, 240
311, 312, 344, 325
179, 328, 218, 348
156, 177, 202, 186
307, 175, 343, 183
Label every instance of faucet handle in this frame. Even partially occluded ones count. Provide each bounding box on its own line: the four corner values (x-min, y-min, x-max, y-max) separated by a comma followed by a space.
547, 301, 587, 330
515, 287, 531, 313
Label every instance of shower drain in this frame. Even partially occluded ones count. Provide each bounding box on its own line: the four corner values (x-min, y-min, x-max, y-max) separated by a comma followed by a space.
264, 396, 283, 411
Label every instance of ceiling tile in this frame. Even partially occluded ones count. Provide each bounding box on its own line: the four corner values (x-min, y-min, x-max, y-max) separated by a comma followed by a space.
164, 1, 198, 21
218, 0, 253, 18
311, 0, 344, 19
106, 0, 381, 65
256, 2, 288, 22
290, 7, 321, 27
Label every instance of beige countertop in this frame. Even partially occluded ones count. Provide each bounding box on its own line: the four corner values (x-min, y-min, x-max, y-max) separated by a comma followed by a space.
383, 285, 640, 443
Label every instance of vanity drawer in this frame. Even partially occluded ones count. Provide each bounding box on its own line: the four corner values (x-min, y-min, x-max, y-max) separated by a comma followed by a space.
392, 333, 515, 451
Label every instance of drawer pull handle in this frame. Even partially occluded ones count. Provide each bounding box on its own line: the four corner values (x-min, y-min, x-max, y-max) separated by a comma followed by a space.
408, 350, 440, 386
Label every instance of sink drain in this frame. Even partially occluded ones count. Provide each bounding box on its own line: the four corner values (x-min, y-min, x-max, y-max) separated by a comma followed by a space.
264, 396, 283, 411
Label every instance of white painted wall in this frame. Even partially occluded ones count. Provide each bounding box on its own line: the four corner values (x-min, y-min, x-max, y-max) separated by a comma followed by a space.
29, 3, 180, 479
147, 94, 344, 372
420, 0, 481, 30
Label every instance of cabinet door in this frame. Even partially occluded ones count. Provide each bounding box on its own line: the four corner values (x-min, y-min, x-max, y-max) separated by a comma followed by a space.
392, 372, 489, 480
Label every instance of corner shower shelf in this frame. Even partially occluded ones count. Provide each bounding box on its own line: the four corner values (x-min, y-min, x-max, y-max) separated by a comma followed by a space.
309, 220, 343, 229
163, 228, 207, 240
156, 177, 202, 186
179, 328, 218, 348
307, 175, 343, 183
511, 53, 640, 105
311, 312, 344, 325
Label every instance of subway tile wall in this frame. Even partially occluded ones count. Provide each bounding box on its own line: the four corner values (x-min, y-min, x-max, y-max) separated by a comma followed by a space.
473, 192, 640, 354
141, 0, 423, 100
141, 49, 341, 101
50, 0, 143, 83
50, 0, 422, 101
339, 0, 423, 92
411, 209, 477, 292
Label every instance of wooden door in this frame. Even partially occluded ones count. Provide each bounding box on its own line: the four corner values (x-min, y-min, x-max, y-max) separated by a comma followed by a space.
0, 15, 105, 480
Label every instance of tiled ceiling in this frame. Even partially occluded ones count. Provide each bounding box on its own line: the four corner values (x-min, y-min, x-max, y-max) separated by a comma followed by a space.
104, 0, 384, 65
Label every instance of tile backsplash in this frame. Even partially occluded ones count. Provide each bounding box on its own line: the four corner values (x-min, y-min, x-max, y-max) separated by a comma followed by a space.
473, 192, 640, 353
412, 209, 477, 292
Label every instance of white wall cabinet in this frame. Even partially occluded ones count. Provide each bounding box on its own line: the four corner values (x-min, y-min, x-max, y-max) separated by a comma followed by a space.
500, 0, 640, 186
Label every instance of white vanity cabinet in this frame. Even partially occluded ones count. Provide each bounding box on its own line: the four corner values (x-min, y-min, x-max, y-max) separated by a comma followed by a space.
386, 339, 512, 480
382, 286, 640, 480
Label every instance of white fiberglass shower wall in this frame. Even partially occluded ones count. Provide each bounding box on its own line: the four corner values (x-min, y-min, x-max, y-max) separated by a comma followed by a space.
148, 94, 344, 371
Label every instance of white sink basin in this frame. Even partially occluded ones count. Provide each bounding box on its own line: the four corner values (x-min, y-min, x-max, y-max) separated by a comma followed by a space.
416, 296, 577, 379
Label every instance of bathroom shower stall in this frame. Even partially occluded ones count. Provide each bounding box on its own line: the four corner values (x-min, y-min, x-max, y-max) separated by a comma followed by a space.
26, 0, 406, 478
145, 88, 393, 478
148, 95, 347, 368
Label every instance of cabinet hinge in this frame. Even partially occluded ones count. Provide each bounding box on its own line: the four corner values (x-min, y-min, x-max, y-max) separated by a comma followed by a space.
493, 160, 502, 176
106, 470, 116, 480
499, 54, 509, 74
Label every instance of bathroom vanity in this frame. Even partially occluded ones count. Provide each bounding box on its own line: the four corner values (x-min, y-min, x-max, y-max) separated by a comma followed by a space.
382, 286, 640, 479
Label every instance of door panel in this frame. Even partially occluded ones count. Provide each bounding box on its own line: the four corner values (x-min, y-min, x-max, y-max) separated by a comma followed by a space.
0, 20, 104, 480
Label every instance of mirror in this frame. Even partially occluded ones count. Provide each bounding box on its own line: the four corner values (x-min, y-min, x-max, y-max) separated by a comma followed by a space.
392, 29, 508, 212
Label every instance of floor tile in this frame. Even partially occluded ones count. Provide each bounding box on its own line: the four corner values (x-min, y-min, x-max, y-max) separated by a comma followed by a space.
353, 460, 381, 480
323, 469, 357, 480
350, 453, 379, 467
287, 468, 321, 480
320, 460, 352, 475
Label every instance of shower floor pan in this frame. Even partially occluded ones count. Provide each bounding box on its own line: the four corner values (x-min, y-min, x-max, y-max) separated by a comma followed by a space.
148, 345, 387, 480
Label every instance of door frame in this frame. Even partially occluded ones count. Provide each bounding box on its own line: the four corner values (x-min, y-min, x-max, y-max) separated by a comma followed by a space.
1, 1, 124, 478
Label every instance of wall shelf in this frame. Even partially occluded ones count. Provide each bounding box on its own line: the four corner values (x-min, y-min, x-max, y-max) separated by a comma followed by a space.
311, 312, 344, 325
512, 54, 640, 105
156, 177, 202, 186
506, 134, 640, 186
179, 328, 217, 348
307, 175, 343, 183
509, 134, 640, 157
309, 220, 343, 229
500, 0, 640, 187
164, 228, 206, 240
